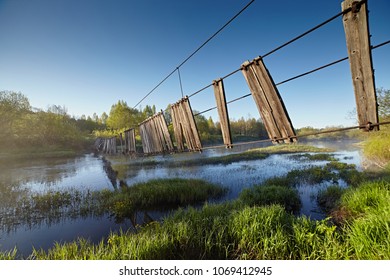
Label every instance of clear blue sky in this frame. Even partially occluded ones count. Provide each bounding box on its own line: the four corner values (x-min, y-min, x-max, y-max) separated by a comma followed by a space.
1, 0, 389, 128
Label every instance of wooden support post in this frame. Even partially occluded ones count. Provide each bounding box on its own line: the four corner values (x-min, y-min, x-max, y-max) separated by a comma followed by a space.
127, 128, 136, 153
119, 133, 123, 154
241, 57, 297, 144
213, 79, 233, 148
139, 112, 175, 154
170, 97, 202, 152
342, 0, 379, 131
171, 103, 185, 152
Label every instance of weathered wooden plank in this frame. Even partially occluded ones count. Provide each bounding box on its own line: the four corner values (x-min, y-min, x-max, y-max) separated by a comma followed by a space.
170, 97, 202, 152
124, 128, 136, 153
241, 57, 297, 143
342, 0, 378, 131
157, 111, 174, 152
213, 79, 233, 148
171, 103, 185, 152
183, 97, 202, 151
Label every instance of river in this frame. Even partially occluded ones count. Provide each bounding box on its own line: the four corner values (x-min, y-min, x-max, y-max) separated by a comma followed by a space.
0, 139, 370, 258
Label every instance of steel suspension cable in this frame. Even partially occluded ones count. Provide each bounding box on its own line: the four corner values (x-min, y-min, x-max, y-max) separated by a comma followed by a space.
132, 0, 255, 109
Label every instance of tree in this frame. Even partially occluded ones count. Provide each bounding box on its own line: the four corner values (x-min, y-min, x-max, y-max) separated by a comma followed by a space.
106, 100, 141, 130
100, 112, 108, 124
377, 88, 390, 119
0, 91, 31, 145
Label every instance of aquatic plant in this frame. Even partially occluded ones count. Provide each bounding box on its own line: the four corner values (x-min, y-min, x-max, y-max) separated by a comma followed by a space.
239, 185, 301, 213
0, 248, 17, 260
105, 178, 227, 220
317, 185, 345, 213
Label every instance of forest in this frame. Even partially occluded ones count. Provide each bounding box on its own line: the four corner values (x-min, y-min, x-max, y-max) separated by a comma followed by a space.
1, 89, 389, 156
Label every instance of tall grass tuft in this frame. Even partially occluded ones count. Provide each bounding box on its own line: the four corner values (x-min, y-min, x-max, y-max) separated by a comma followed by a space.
0, 248, 17, 260
239, 185, 301, 213
336, 181, 390, 259
317, 185, 345, 213
363, 126, 390, 166
106, 178, 227, 219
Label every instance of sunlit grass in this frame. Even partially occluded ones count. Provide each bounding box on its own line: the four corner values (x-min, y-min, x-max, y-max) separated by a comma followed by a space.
239, 185, 301, 213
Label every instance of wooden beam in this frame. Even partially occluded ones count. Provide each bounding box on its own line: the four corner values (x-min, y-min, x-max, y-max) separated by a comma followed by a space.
213, 79, 233, 148
342, 0, 379, 131
241, 57, 297, 143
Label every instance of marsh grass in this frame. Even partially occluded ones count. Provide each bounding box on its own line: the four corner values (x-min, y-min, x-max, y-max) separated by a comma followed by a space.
239, 185, 301, 213
336, 181, 390, 259
363, 127, 390, 166
289, 153, 337, 162
0, 248, 17, 260
264, 161, 360, 187
1, 189, 108, 233
105, 179, 227, 220
5, 177, 390, 260
123, 144, 333, 168
30, 203, 347, 260
0, 179, 226, 233
317, 186, 345, 213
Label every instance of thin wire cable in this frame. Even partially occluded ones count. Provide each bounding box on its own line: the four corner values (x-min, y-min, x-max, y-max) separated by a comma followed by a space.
202, 120, 390, 151
193, 40, 390, 117
177, 68, 184, 98
132, 0, 255, 109
187, 5, 357, 100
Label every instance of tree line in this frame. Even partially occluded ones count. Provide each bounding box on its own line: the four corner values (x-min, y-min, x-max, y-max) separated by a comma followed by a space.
2, 88, 389, 153
0, 91, 267, 152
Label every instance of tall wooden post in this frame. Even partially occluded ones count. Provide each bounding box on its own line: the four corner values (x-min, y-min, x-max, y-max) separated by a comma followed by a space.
342, 0, 379, 131
241, 57, 297, 143
213, 79, 233, 148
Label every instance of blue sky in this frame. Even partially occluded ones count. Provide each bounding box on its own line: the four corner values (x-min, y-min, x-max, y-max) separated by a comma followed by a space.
1, 0, 389, 129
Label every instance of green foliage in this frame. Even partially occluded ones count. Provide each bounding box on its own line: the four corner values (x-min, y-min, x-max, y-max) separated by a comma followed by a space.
0, 91, 100, 153
377, 88, 390, 119
104, 178, 227, 220
239, 185, 301, 213
317, 186, 345, 213
363, 125, 390, 165
337, 181, 390, 259
106, 100, 142, 130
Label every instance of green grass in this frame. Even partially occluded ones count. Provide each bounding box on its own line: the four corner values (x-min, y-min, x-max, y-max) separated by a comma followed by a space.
239, 185, 301, 213
317, 185, 346, 213
336, 181, 390, 259
0, 248, 17, 260
363, 127, 390, 166
248, 144, 334, 154
104, 178, 227, 220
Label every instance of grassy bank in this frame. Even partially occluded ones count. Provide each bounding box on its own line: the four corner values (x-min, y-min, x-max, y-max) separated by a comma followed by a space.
363, 125, 390, 168
28, 177, 390, 260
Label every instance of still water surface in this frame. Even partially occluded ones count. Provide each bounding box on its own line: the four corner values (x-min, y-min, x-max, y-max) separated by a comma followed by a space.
0, 140, 368, 258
